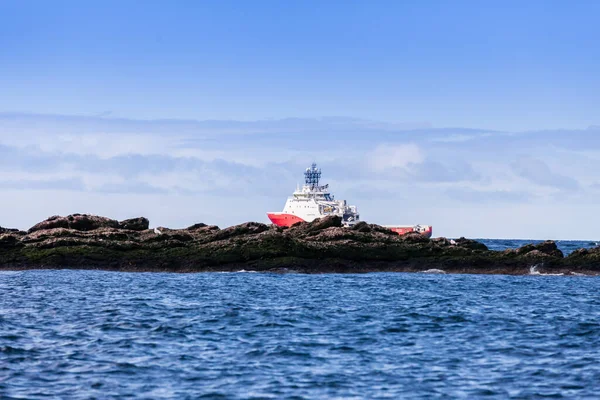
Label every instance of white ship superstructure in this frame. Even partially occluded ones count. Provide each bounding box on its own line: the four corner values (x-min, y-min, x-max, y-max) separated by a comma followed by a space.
267, 163, 359, 226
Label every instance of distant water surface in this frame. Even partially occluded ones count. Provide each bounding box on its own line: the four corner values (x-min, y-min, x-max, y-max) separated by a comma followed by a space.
1, 239, 600, 399
478, 238, 598, 255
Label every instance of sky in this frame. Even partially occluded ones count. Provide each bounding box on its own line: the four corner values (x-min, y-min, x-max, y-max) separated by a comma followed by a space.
1, 1, 599, 239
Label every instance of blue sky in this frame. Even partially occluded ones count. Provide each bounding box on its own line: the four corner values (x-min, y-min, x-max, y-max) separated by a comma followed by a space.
3, 0, 600, 130
1, 1, 600, 238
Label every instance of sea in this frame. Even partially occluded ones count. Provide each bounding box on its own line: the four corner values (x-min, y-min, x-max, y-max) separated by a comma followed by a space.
1, 239, 599, 399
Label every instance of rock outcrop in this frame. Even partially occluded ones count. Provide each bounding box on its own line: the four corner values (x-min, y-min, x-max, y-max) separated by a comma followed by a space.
28, 214, 120, 233
118, 217, 149, 231
0, 227, 25, 235
0, 214, 597, 275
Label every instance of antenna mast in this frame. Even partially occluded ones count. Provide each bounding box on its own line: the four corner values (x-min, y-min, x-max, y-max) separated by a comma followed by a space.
304, 163, 321, 190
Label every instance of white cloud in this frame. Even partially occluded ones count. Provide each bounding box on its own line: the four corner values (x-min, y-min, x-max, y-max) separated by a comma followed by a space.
429, 132, 495, 143
1, 132, 184, 159
366, 144, 424, 172
510, 156, 580, 191
1, 113, 600, 239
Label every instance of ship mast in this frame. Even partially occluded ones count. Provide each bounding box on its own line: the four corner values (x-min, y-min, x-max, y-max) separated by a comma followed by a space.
304, 162, 321, 190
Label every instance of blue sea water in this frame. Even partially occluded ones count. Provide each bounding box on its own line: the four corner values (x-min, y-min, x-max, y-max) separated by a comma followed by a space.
478, 239, 598, 256
1, 240, 600, 399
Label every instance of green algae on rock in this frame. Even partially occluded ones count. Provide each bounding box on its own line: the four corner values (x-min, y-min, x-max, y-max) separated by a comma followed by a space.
0, 214, 598, 275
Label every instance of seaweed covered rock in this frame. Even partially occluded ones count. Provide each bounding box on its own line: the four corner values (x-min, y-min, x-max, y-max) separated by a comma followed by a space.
564, 246, 600, 266
1, 213, 598, 275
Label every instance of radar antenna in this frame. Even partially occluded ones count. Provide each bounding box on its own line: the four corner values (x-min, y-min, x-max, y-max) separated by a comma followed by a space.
304, 162, 321, 189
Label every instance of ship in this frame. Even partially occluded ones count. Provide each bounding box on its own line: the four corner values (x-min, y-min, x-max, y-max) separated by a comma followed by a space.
267, 163, 433, 238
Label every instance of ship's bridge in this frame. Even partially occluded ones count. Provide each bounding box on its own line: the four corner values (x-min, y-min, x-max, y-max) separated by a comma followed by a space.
292, 185, 333, 201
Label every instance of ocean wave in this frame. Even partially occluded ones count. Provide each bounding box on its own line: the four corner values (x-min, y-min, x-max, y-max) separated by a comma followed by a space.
529, 264, 564, 276
420, 269, 446, 274
2, 268, 600, 398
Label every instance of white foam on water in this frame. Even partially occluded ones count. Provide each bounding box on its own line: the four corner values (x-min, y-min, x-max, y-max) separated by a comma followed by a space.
529, 265, 564, 276
421, 269, 446, 274
570, 271, 587, 276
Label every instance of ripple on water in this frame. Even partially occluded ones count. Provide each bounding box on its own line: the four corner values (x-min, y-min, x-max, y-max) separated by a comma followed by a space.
0, 269, 600, 399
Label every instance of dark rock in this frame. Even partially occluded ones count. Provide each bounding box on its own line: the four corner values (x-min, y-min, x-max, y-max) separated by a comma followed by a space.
521, 249, 553, 259
24, 227, 84, 242
432, 237, 452, 247
306, 216, 342, 232
28, 215, 69, 232
0, 227, 25, 235
516, 241, 563, 258
351, 221, 371, 233
565, 246, 600, 261
569, 248, 590, 257
307, 226, 358, 241
399, 231, 430, 243
28, 214, 119, 233
143, 230, 194, 243
0, 234, 22, 248
118, 217, 149, 231
187, 223, 208, 230
454, 237, 488, 251
2, 213, 597, 275
350, 221, 397, 235
533, 241, 564, 258
516, 244, 536, 255
212, 222, 269, 241
502, 248, 518, 256
358, 223, 399, 235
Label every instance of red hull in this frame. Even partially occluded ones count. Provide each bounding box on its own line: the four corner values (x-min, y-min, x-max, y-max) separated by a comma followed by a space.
267, 213, 306, 227
268, 213, 433, 238
387, 226, 433, 238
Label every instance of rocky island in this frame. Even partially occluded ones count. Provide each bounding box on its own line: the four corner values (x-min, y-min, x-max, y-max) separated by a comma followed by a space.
0, 214, 599, 275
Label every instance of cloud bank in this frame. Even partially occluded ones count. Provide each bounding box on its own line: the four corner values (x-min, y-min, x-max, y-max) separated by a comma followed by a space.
0, 112, 598, 239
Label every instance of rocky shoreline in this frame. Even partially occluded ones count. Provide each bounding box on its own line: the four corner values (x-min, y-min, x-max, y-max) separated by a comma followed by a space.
1, 214, 599, 275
